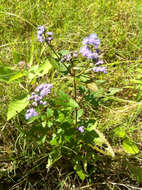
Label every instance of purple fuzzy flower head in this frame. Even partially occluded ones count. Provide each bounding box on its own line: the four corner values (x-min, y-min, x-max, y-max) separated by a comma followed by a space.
25, 108, 38, 120
80, 33, 107, 74
73, 51, 78, 58
78, 126, 84, 133
80, 46, 98, 60
88, 33, 100, 48
37, 26, 53, 43
93, 66, 107, 74
95, 60, 104, 66
47, 32, 53, 36
45, 32, 54, 44
86, 51, 98, 60
80, 33, 100, 60
61, 51, 78, 62
82, 37, 89, 45
38, 26, 45, 33
32, 102, 38, 107
35, 84, 53, 97
80, 46, 91, 57
81, 33, 100, 48
37, 26, 46, 43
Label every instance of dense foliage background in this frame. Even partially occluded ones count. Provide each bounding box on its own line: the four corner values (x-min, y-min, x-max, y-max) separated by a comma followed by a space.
0, 0, 142, 189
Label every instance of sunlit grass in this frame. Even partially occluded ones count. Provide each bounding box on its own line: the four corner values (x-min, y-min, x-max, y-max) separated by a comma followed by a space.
0, 0, 142, 189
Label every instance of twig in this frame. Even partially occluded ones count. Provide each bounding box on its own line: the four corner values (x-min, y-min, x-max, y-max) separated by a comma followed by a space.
73, 71, 78, 126
108, 181, 142, 190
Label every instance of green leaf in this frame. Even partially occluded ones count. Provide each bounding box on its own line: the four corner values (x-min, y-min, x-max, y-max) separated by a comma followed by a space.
56, 112, 65, 122
56, 90, 79, 109
58, 50, 70, 56
27, 60, 52, 80
46, 108, 54, 118
7, 95, 29, 121
56, 90, 69, 106
46, 149, 61, 171
0, 65, 17, 82
68, 98, 79, 108
108, 88, 122, 96
48, 57, 60, 71
50, 133, 58, 146
77, 109, 84, 120
122, 139, 139, 154
113, 127, 126, 138
37, 59, 52, 76
37, 135, 47, 145
9, 71, 25, 82
74, 162, 86, 181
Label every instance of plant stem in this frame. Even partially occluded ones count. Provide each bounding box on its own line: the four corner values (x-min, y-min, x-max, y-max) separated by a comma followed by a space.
48, 43, 60, 59
73, 71, 77, 126
47, 43, 72, 75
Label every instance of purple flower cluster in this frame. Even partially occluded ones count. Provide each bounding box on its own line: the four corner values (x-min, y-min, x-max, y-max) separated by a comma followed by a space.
37, 26, 53, 44
25, 83, 53, 120
93, 66, 107, 74
35, 84, 53, 97
80, 33, 107, 74
61, 51, 78, 62
80, 46, 98, 60
93, 59, 107, 74
28, 92, 47, 107
80, 33, 100, 60
78, 126, 84, 133
25, 108, 38, 120
82, 33, 100, 48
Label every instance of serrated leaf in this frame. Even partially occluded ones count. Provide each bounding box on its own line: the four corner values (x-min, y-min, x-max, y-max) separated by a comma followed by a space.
122, 139, 139, 154
37, 59, 52, 76
27, 60, 52, 80
27, 65, 39, 80
7, 95, 29, 121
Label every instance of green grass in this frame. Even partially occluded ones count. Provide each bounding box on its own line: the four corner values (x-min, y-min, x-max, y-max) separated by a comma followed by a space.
0, 0, 142, 189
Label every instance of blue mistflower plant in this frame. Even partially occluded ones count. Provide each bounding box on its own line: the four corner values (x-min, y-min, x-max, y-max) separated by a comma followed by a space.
11, 26, 116, 182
